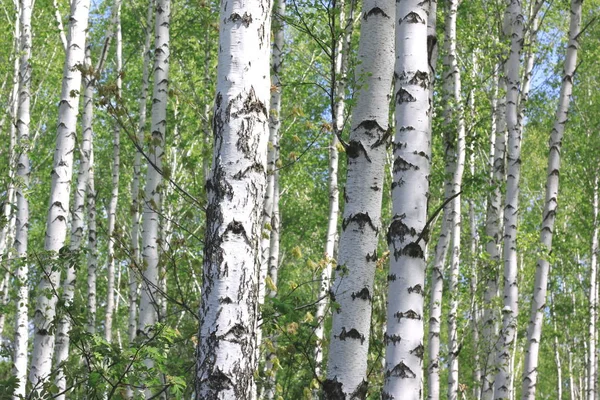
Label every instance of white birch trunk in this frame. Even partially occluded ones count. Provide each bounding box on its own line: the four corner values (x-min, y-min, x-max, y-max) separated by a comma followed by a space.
494, 0, 525, 396
323, 0, 394, 395
264, 137, 281, 400
196, 0, 272, 395
29, 0, 90, 388
481, 67, 505, 400
138, 0, 170, 378
446, 0, 466, 397
589, 179, 599, 400
83, 45, 98, 334
521, 1, 581, 398
256, 0, 286, 358
12, 0, 32, 395
129, 0, 154, 345
383, 0, 430, 397
105, 2, 123, 343
314, 0, 356, 378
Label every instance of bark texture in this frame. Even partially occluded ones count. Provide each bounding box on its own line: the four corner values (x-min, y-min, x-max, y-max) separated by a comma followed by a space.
521, 1, 582, 398
29, 0, 90, 388
323, 0, 394, 396
13, 0, 32, 395
138, 3, 170, 392
196, 0, 273, 396
382, 0, 430, 398
494, 0, 525, 397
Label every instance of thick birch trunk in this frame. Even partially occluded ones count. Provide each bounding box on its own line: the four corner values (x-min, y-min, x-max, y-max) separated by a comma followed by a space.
521, 2, 581, 398
196, 0, 272, 395
29, 0, 90, 388
12, 0, 32, 395
314, 0, 355, 378
494, 0, 525, 397
129, 0, 154, 345
138, 0, 170, 384
323, 0, 394, 396
105, 3, 123, 343
382, 0, 430, 398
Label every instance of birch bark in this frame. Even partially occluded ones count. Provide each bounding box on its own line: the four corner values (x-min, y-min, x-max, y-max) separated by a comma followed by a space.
494, 0, 525, 396
445, 0, 466, 397
314, 0, 355, 378
481, 67, 505, 400
521, 1, 582, 398
323, 0, 394, 395
129, 0, 154, 344
196, 0, 273, 395
105, 2, 123, 343
590, 177, 599, 400
257, 0, 286, 356
29, 0, 90, 388
84, 45, 98, 334
138, 0, 170, 354
13, 0, 32, 395
382, 0, 430, 398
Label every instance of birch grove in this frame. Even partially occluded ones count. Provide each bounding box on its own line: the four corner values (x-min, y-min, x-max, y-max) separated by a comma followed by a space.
0, 0, 597, 397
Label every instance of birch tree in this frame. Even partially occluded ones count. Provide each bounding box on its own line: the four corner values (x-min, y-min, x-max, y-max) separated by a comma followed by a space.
322, 0, 394, 396
313, 0, 356, 377
383, 0, 430, 397
195, 0, 273, 395
12, 0, 32, 395
521, 3, 582, 397
445, 0, 466, 397
138, 0, 170, 346
494, 0, 525, 396
105, 2, 122, 343
129, 0, 154, 344
29, 0, 90, 388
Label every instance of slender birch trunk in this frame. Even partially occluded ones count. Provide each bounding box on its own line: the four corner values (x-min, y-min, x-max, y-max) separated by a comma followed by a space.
84, 45, 98, 334
440, 1, 466, 398
469, 51, 482, 400
521, 2, 582, 398
29, 0, 90, 388
323, 0, 394, 396
53, 2, 121, 389
494, 0, 525, 397
105, 2, 123, 343
257, 0, 286, 358
196, 0, 272, 395
138, 0, 170, 364
129, 0, 154, 345
12, 0, 32, 395
589, 176, 599, 400
0, 11, 19, 266
382, 0, 430, 397
481, 67, 505, 400
314, 0, 356, 378
426, 2, 458, 397
264, 134, 282, 400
